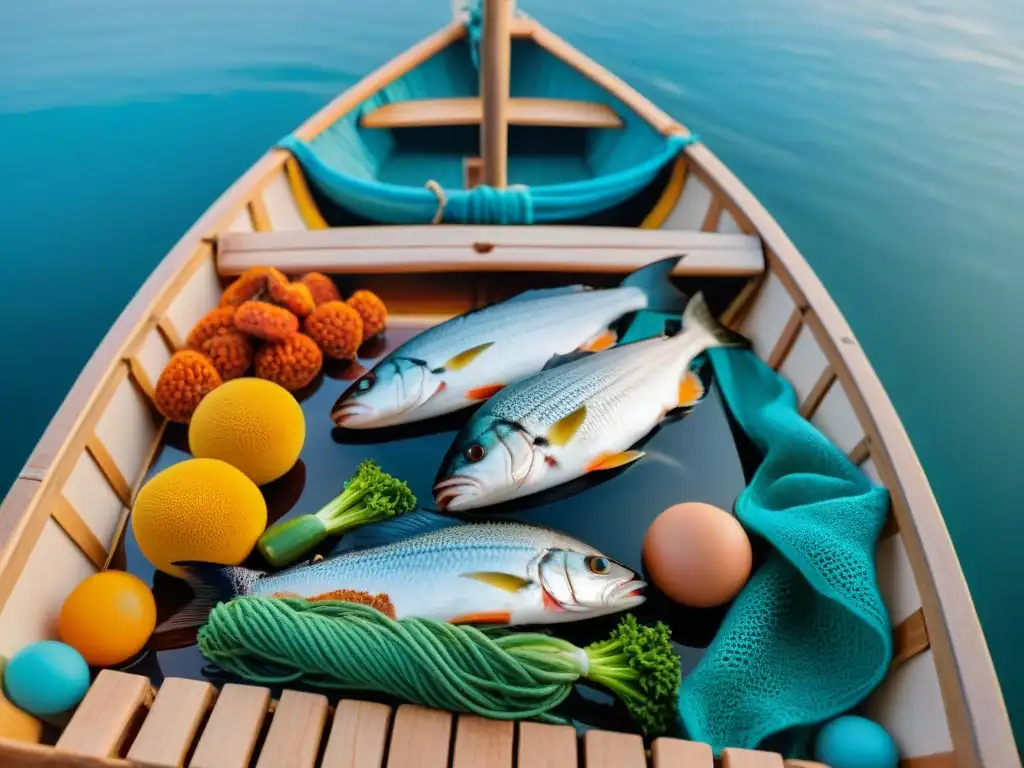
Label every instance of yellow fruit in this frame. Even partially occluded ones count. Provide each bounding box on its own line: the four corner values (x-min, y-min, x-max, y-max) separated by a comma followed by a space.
59, 571, 156, 667
131, 458, 267, 578
188, 378, 305, 485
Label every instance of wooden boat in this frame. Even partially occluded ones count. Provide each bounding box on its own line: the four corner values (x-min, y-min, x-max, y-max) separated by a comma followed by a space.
0, 3, 1016, 767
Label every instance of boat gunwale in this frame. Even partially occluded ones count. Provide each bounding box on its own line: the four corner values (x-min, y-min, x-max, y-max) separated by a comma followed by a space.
0, 16, 1015, 768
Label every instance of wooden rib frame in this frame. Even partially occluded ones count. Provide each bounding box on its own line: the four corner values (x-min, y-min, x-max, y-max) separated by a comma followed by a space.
0, 14, 1012, 768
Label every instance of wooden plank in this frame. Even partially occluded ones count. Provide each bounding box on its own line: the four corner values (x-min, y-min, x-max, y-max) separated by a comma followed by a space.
126, 357, 155, 400
516, 722, 577, 768
156, 316, 183, 351
783, 762, 829, 768
530, 23, 685, 135
385, 705, 452, 768
901, 754, 956, 768
249, 195, 272, 232
126, 678, 214, 768
361, 97, 624, 130
798, 366, 836, 419
481, 0, 511, 187
766, 309, 803, 370
451, 716, 513, 768
582, 730, 646, 768
293, 23, 467, 141
219, 245, 762, 278
320, 700, 392, 768
701, 197, 724, 232
189, 683, 270, 768
893, 607, 931, 669
221, 225, 758, 253
651, 737, 714, 766
51, 494, 107, 569
721, 747, 785, 767
56, 670, 152, 758
849, 436, 871, 465
255, 690, 329, 768
85, 434, 131, 505
0, 740, 132, 766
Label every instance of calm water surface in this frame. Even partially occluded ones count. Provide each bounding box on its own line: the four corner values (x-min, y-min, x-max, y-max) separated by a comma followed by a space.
1, 0, 1023, 740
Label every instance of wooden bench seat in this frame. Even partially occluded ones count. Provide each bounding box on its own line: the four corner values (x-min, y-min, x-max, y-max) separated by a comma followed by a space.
217, 225, 765, 278
29, 670, 813, 767
360, 97, 624, 129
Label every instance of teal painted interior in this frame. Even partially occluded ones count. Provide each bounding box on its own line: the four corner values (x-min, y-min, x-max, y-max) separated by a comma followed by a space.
283, 31, 685, 224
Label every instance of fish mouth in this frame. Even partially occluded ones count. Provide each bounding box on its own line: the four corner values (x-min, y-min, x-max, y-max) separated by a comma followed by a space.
433, 475, 484, 511
332, 401, 372, 426
609, 579, 647, 607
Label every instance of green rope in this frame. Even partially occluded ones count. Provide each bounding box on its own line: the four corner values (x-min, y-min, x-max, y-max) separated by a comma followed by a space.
198, 597, 585, 723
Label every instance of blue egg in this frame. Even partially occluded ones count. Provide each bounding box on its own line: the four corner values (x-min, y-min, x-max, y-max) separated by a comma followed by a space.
814, 715, 899, 768
3, 641, 91, 717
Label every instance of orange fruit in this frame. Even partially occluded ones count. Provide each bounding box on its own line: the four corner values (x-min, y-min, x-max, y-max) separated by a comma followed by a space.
58, 571, 157, 667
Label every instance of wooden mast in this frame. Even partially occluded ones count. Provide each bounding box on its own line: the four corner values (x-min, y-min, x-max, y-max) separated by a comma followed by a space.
480, 0, 511, 187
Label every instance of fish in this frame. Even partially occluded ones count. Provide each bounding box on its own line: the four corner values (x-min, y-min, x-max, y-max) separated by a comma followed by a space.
331, 256, 690, 428
157, 511, 645, 630
432, 292, 749, 512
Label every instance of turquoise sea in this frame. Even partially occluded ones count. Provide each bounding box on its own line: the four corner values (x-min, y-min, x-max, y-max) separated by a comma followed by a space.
1, 0, 1022, 744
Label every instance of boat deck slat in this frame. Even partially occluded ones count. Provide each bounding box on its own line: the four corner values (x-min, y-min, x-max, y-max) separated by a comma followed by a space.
25, 673, 811, 768
360, 97, 623, 130
217, 226, 764, 278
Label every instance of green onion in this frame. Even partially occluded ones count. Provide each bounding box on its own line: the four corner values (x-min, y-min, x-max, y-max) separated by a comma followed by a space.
257, 459, 416, 567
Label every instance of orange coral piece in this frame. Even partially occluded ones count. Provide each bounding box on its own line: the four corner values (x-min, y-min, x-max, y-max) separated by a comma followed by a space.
234, 301, 299, 342
267, 270, 316, 318
304, 301, 364, 360
201, 331, 254, 381
300, 272, 342, 306
153, 351, 223, 424
186, 306, 237, 350
220, 267, 271, 308
347, 290, 388, 339
255, 332, 323, 391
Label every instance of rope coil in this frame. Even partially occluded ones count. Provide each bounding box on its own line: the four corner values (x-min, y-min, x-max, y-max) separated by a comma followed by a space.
198, 597, 583, 722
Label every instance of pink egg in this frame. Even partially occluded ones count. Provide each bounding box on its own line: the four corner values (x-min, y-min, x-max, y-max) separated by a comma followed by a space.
643, 502, 753, 608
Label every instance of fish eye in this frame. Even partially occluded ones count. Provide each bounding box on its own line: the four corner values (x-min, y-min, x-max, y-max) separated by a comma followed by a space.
357, 373, 376, 392
586, 556, 610, 575
464, 443, 485, 463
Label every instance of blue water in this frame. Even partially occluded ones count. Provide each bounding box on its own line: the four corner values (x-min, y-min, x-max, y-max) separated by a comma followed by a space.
1, 0, 1022, 744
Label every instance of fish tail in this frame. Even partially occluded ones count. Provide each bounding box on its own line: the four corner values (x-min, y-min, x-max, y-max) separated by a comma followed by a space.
154, 562, 265, 632
620, 256, 689, 313
681, 292, 752, 352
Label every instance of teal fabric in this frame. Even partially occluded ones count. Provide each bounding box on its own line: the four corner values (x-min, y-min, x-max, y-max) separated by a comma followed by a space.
677, 346, 893, 755
279, 132, 689, 225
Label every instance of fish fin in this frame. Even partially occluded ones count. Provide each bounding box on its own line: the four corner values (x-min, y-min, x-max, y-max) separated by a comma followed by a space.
585, 450, 646, 473
681, 292, 752, 350
579, 329, 618, 353
450, 610, 512, 625
506, 285, 591, 302
678, 368, 708, 408
465, 383, 504, 400
621, 256, 690, 314
331, 510, 462, 555
443, 342, 494, 372
460, 571, 533, 592
155, 562, 262, 632
425, 381, 447, 402
541, 350, 594, 371
548, 405, 587, 447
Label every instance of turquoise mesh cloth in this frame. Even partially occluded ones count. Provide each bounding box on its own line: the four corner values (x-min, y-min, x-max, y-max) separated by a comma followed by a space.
677, 346, 893, 754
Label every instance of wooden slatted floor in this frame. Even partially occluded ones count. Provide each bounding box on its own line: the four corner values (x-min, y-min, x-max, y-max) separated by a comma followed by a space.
0, 670, 830, 767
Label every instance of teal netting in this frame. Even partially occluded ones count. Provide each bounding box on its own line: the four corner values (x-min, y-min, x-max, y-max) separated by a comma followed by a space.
678, 346, 893, 755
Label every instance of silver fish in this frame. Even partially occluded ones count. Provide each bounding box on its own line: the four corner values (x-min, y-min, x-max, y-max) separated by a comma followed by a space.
433, 292, 747, 511
331, 257, 689, 428
164, 513, 644, 628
